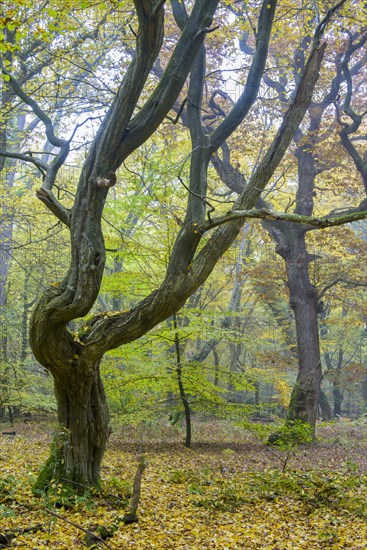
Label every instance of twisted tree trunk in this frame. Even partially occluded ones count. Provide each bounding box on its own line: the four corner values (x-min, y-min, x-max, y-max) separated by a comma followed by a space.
53, 365, 109, 486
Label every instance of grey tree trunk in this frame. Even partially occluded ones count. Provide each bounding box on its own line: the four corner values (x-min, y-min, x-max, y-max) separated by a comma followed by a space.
280, 229, 322, 426
333, 382, 343, 417
318, 389, 332, 420
29, 0, 222, 488
325, 349, 344, 417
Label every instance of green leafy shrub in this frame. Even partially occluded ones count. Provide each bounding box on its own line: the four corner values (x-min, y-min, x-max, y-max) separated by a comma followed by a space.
267, 420, 314, 471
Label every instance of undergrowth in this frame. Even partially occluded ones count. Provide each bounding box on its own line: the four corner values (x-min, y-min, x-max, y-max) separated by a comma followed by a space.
187, 469, 367, 515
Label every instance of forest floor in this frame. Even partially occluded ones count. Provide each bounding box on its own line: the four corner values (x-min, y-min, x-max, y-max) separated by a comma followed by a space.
1, 418, 367, 549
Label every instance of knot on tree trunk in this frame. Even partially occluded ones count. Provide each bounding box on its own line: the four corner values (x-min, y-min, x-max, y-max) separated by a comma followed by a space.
96, 172, 117, 188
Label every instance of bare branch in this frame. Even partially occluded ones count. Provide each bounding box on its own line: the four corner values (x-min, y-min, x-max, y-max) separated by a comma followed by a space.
166, 96, 187, 124
319, 277, 367, 300
314, 0, 348, 45
0, 69, 71, 193
193, 25, 220, 40
2, 70, 67, 150
0, 149, 47, 176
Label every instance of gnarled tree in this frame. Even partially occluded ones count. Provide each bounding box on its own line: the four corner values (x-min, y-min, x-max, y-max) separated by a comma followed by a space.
0, 0, 362, 489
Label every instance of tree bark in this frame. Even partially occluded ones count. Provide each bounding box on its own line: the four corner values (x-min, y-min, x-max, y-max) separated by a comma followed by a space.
325, 348, 344, 417
333, 382, 343, 417
35, 361, 109, 490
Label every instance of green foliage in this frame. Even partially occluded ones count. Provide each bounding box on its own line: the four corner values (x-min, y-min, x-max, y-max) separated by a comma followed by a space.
267, 420, 314, 472
0, 475, 20, 519
102, 476, 132, 507
194, 480, 245, 512
0, 504, 16, 518
169, 469, 195, 485
41, 482, 94, 510
268, 419, 314, 449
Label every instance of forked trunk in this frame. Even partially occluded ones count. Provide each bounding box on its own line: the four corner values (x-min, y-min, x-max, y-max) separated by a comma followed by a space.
34, 361, 109, 492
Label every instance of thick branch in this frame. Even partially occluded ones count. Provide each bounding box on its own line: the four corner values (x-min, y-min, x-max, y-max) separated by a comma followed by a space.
35, 188, 71, 227
171, 0, 188, 28
160, 0, 276, 276
88, 0, 166, 174
185, 44, 208, 222
152, 0, 166, 18
337, 32, 367, 191
200, 206, 367, 232
211, 143, 246, 194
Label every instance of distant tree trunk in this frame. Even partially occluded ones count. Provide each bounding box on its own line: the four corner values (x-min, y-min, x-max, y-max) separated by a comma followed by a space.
0, 111, 26, 318
228, 241, 247, 397
213, 348, 219, 387
212, 91, 335, 431
325, 348, 344, 417
174, 315, 191, 448
362, 377, 367, 404
333, 382, 343, 417
277, 226, 322, 428
254, 381, 260, 407
318, 388, 332, 420
7, 405, 14, 425
21, 271, 34, 362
